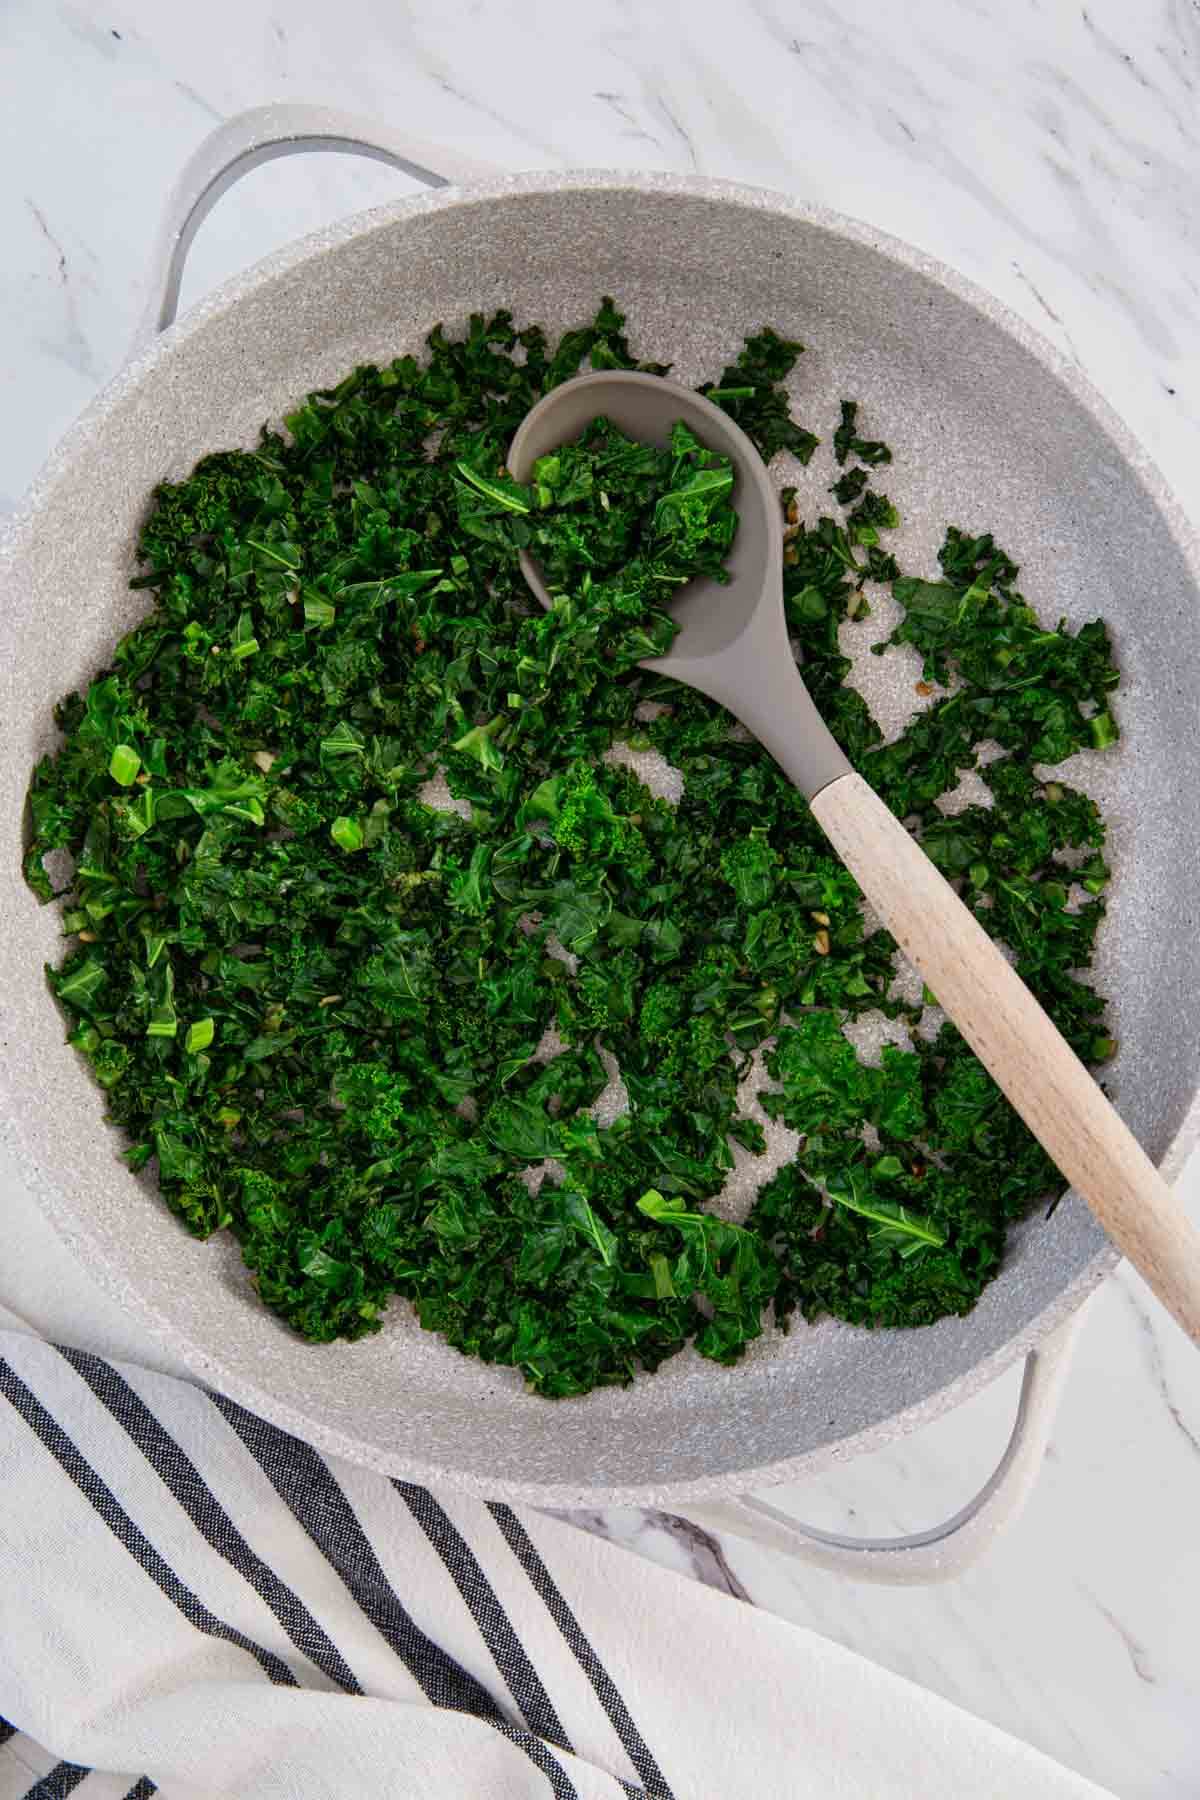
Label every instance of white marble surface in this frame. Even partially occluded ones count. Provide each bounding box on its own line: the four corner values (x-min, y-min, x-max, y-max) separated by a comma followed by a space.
2, 1, 1199, 1794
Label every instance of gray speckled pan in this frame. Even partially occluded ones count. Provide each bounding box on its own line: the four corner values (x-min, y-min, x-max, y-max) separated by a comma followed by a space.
3, 107, 1200, 1516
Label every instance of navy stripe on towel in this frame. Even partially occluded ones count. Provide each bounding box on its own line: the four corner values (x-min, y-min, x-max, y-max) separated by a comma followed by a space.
21, 1762, 89, 1799
395, 1481, 572, 1749
58, 1345, 361, 1696
211, 1394, 579, 1800
0, 1359, 296, 1691
492, 1503, 673, 1800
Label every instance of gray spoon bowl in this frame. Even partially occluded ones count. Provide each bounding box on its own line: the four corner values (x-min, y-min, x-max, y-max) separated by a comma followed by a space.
509, 370, 849, 799
510, 369, 1200, 1344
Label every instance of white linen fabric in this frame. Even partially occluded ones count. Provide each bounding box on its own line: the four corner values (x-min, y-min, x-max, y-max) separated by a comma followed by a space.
0, 1179, 1115, 1800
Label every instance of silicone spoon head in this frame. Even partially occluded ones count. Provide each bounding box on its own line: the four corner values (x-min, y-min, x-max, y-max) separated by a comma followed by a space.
508, 369, 851, 800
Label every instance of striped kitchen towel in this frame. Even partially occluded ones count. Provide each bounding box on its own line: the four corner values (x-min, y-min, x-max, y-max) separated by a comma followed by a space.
0, 1304, 1115, 1799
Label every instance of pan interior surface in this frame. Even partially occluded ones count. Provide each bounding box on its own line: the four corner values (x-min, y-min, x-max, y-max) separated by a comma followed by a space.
2, 178, 1198, 1504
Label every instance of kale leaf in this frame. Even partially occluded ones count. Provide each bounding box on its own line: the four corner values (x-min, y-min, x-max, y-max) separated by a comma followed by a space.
699, 328, 819, 464
833, 399, 892, 468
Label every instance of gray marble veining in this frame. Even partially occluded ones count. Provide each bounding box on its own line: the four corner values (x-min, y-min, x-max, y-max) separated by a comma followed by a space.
1, 2, 1199, 1795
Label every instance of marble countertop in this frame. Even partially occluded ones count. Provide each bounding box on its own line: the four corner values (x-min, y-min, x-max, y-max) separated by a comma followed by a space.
3, 1, 1199, 1793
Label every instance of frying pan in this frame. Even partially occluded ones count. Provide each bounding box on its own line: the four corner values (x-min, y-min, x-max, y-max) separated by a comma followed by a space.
4, 106, 1199, 1579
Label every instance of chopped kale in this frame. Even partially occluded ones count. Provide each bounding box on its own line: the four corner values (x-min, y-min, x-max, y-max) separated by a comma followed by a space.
833, 399, 893, 467
847, 489, 900, 546
699, 327, 820, 465
830, 467, 870, 505
24, 299, 1119, 1393
459, 415, 737, 642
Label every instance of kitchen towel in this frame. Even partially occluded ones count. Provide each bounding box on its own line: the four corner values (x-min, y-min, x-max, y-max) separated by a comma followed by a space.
0, 1178, 1115, 1800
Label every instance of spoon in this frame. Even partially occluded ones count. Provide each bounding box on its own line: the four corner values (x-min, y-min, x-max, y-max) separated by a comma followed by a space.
510, 369, 1200, 1344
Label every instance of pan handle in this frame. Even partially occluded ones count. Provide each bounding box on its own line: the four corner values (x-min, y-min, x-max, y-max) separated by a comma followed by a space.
133, 103, 501, 352
665, 1304, 1084, 1585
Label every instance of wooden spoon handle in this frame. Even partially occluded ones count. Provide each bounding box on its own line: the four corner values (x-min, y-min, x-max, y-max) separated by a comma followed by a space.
810, 770, 1200, 1342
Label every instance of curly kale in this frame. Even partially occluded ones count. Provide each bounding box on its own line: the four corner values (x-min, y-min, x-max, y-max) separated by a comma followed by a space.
24, 297, 1120, 1395
698, 327, 820, 465
833, 398, 892, 468
455, 415, 737, 651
